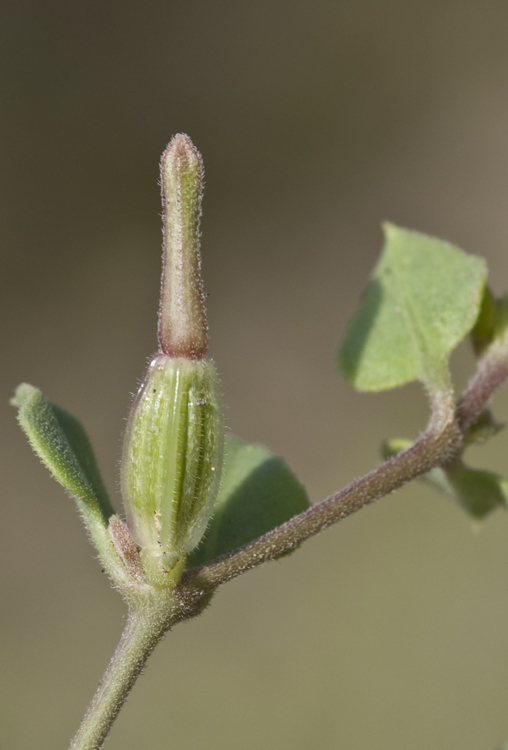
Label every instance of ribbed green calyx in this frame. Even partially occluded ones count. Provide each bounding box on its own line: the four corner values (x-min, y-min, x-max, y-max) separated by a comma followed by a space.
121, 354, 224, 566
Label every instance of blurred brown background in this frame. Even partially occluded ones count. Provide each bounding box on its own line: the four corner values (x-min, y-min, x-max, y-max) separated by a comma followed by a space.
3, 1, 508, 748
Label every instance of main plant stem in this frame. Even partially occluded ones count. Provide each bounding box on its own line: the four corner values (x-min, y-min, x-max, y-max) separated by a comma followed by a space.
69, 340, 508, 750
69, 398, 456, 750
69, 604, 170, 750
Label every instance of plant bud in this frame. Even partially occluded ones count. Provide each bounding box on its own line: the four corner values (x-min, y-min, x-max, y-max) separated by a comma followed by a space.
121, 134, 224, 572
158, 133, 208, 359
121, 354, 224, 567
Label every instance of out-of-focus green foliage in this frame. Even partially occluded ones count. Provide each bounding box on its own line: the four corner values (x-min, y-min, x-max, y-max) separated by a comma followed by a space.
188, 435, 310, 567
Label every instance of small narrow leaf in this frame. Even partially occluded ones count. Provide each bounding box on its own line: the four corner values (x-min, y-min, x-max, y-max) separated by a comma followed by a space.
383, 438, 507, 519
338, 224, 487, 392
12, 383, 114, 523
187, 435, 310, 568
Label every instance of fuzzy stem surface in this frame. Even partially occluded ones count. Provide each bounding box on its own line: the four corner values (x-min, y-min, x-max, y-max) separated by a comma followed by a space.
179, 389, 459, 596
69, 330, 508, 748
69, 604, 171, 750
457, 333, 508, 432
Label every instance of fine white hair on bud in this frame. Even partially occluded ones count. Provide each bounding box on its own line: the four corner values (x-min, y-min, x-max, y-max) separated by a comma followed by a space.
121, 135, 224, 578
158, 133, 208, 360
121, 355, 224, 567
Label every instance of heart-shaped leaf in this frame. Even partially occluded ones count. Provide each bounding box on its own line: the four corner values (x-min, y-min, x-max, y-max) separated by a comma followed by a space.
338, 224, 487, 392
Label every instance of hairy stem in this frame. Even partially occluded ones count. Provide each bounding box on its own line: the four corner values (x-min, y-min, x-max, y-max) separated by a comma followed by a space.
69, 332, 508, 750
178, 335, 508, 598
457, 334, 508, 432
69, 605, 170, 750
178, 390, 460, 597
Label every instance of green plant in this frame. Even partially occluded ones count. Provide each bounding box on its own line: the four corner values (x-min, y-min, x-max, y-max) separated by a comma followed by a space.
12, 134, 508, 750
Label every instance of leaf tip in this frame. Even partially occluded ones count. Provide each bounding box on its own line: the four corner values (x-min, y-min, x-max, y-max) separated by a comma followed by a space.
10, 383, 38, 410
382, 221, 398, 239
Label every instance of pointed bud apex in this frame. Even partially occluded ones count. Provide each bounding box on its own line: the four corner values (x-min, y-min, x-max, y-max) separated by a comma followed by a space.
158, 134, 208, 359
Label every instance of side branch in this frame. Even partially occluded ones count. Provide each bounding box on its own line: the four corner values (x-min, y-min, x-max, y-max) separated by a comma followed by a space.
179, 342, 508, 602
457, 333, 508, 432
178, 393, 459, 600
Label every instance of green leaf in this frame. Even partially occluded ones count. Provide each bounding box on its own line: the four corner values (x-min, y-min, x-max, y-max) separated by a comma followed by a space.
471, 287, 508, 356
440, 465, 508, 519
383, 438, 507, 519
338, 224, 487, 392
382, 438, 414, 460
462, 410, 504, 447
187, 435, 310, 568
11, 383, 114, 523
470, 286, 498, 356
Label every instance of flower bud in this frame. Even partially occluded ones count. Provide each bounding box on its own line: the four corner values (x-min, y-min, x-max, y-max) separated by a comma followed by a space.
158, 133, 208, 359
121, 135, 224, 572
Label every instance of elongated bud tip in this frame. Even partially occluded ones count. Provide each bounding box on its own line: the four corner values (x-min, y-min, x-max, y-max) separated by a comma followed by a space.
158, 134, 208, 359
